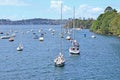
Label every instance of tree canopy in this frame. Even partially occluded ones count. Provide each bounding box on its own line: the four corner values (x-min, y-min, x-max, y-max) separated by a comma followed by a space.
64, 18, 94, 29
90, 6, 120, 36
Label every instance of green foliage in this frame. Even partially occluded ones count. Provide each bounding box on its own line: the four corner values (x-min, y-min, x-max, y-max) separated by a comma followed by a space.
90, 6, 120, 36
64, 18, 94, 29
109, 14, 120, 35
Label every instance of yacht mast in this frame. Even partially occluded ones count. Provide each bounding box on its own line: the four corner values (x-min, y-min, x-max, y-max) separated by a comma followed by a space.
73, 7, 75, 39
60, 3, 62, 53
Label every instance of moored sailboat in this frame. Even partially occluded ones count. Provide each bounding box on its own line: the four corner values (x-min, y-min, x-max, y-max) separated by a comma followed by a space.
66, 21, 71, 40
17, 43, 23, 51
54, 4, 65, 67
54, 52, 65, 67
39, 33, 44, 41
66, 35, 71, 40
69, 7, 80, 55
17, 33, 23, 51
91, 34, 96, 38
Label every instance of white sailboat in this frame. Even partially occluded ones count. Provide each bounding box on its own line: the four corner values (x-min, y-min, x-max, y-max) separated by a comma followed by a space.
66, 35, 71, 40
39, 37, 44, 41
54, 4, 65, 67
39, 33, 44, 41
69, 39, 80, 55
91, 34, 96, 38
66, 21, 71, 40
17, 43, 23, 51
69, 7, 80, 55
54, 52, 65, 67
17, 32, 23, 51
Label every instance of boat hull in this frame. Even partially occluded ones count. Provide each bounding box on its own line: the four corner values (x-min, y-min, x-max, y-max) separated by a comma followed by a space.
9, 39, 14, 42
39, 37, 44, 41
55, 62, 65, 67
70, 52, 80, 55
17, 47, 23, 51
0, 36, 10, 39
66, 36, 71, 40
9, 37, 14, 42
69, 47, 80, 55
91, 35, 96, 38
17, 48, 23, 51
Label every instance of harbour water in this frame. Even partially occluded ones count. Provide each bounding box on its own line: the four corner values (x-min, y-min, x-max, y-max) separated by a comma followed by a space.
0, 25, 120, 80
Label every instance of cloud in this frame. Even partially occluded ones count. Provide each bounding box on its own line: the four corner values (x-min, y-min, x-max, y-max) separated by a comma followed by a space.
92, 7, 103, 13
50, 1, 104, 19
0, 0, 30, 6
76, 4, 104, 19
50, 0, 62, 9
79, 4, 89, 9
63, 5, 71, 12
50, 0, 71, 13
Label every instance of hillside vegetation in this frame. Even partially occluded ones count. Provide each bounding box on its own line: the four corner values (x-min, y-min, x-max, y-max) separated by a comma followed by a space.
90, 6, 120, 36
64, 18, 94, 29
0, 18, 67, 25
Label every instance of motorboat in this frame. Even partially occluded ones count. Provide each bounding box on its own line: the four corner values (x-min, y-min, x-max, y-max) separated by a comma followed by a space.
0, 35, 10, 39
9, 37, 14, 42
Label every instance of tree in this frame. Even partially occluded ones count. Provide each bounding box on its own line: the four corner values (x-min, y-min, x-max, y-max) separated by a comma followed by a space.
90, 6, 120, 36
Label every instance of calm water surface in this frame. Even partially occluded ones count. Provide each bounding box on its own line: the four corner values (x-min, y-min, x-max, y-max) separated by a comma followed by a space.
0, 25, 120, 80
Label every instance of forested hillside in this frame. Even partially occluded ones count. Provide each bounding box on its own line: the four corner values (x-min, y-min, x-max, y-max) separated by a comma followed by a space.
0, 18, 67, 25
64, 18, 94, 29
90, 6, 120, 36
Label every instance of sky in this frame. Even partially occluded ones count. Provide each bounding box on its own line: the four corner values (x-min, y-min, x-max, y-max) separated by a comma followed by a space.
0, 0, 119, 20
